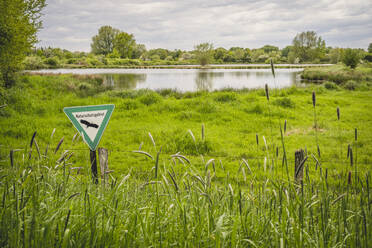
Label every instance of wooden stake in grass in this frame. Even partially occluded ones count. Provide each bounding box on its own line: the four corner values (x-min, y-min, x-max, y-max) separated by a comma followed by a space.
295, 149, 306, 182
265, 84, 270, 101
90, 150, 98, 184
98, 148, 109, 185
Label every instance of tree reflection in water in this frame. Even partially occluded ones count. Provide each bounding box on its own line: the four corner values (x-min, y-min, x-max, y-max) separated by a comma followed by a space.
195, 70, 224, 91
102, 74, 147, 90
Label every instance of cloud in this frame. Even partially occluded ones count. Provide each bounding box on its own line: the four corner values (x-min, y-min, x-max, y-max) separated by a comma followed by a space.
37, 0, 372, 51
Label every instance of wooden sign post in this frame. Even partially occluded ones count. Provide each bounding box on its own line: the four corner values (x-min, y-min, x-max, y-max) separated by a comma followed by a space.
63, 104, 114, 183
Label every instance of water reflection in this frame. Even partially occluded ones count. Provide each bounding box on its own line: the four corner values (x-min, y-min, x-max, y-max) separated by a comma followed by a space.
102, 74, 146, 90
34, 68, 304, 92
195, 71, 224, 91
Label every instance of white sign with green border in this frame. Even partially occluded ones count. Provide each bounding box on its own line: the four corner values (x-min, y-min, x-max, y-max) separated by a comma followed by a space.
63, 104, 115, 151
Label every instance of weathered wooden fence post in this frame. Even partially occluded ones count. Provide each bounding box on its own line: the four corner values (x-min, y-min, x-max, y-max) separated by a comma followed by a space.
90, 150, 98, 184
295, 149, 305, 182
98, 148, 109, 185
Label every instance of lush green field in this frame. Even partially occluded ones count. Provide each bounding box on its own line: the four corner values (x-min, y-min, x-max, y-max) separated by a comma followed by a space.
0, 73, 371, 247
1, 73, 371, 177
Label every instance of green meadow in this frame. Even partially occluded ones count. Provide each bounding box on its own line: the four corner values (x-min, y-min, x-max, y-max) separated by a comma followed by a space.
1, 72, 371, 177
0, 68, 372, 247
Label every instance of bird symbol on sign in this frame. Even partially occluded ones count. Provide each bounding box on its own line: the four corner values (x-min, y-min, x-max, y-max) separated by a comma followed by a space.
80, 119, 99, 129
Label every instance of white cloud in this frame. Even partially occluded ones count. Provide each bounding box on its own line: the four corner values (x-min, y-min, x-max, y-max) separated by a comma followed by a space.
37, 0, 372, 51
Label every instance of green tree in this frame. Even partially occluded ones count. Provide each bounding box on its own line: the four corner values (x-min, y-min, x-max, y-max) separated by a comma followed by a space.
368, 43, 372, 53
261, 45, 279, 53
292, 31, 326, 62
194, 43, 214, 66
214, 47, 227, 62
148, 49, 169, 60
329, 48, 341, 64
0, 0, 46, 87
342, 48, 361, 69
251, 49, 268, 63
229, 47, 246, 62
281, 46, 292, 58
113, 32, 136, 58
91, 26, 119, 55
132, 44, 147, 59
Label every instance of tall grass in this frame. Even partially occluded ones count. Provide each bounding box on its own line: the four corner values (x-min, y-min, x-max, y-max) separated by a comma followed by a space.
1, 73, 372, 247
0, 136, 370, 247
1, 111, 371, 247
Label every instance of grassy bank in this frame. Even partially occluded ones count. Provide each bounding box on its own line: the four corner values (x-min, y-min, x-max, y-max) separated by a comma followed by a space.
1, 74, 371, 178
0, 74, 371, 247
26, 63, 331, 70
301, 64, 372, 87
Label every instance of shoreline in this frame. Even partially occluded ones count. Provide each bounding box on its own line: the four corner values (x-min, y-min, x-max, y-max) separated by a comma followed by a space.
26, 63, 333, 71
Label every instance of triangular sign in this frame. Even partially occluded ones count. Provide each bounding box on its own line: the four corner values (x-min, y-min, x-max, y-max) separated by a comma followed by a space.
63, 104, 115, 151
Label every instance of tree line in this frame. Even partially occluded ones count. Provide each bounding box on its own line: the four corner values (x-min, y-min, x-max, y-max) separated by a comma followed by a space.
1, 2, 372, 88
24, 26, 371, 70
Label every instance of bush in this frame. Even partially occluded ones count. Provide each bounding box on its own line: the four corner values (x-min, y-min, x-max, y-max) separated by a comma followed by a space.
323, 81, 338, 90
343, 80, 357, 90
77, 82, 92, 90
213, 92, 237, 102
118, 99, 140, 110
139, 92, 162, 105
273, 97, 295, 108
23, 56, 44, 70
86, 58, 103, 67
363, 53, 372, 62
342, 48, 361, 69
196, 100, 217, 113
244, 104, 263, 114
67, 58, 77, 64
44, 57, 59, 67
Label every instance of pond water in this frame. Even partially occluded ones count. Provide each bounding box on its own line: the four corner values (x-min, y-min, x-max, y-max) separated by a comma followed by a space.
33, 68, 305, 92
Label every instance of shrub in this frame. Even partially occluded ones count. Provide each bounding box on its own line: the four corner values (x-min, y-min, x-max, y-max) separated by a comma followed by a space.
244, 104, 263, 114
67, 58, 77, 64
273, 97, 295, 108
213, 92, 237, 102
77, 82, 92, 90
44, 57, 59, 67
157, 89, 182, 99
86, 58, 103, 67
343, 80, 357, 90
363, 53, 372, 62
139, 92, 162, 105
118, 99, 140, 110
342, 48, 361, 69
23, 56, 44, 70
323, 81, 338, 90
196, 100, 217, 113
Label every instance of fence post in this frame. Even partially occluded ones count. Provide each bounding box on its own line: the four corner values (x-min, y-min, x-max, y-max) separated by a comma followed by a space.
98, 148, 109, 185
295, 149, 305, 182
90, 149, 98, 184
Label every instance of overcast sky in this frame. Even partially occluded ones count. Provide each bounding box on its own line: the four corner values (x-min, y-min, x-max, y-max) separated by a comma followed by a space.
37, 0, 372, 52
